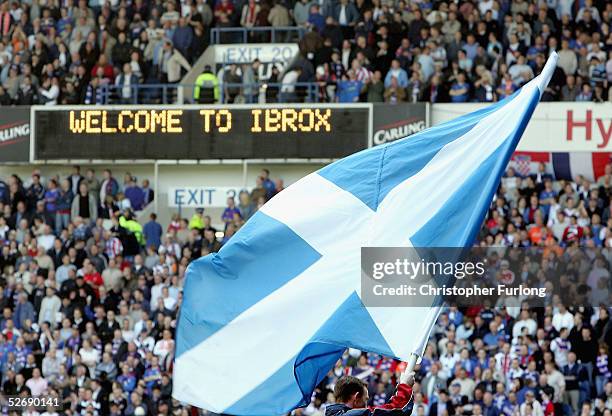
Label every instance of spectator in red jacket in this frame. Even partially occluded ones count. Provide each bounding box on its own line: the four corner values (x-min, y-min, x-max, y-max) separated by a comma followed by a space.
90, 55, 115, 83
83, 260, 103, 298
562, 216, 584, 243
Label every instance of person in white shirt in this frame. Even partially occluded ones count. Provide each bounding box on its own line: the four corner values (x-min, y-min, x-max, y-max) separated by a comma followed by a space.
552, 305, 574, 332
549, 211, 570, 241
38, 288, 61, 327
439, 341, 460, 379
133, 310, 149, 336
150, 274, 164, 311
519, 390, 544, 416
79, 339, 100, 378
37, 225, 55, 251
161, 286, 177, 311
497, 295, 521, 319
25, 368, 48, 397
39, 77, 60, 105
550, 328, 571, 367
513, 310, 537, 338
562, 197, 578, 218
495, 342, 513, 374
281, 68, 300, 92
0, 216, 9, 240
153, 329, 175, 360
502, 168, 520, 198
508, 55, 534, 85
507, 358, 525, 381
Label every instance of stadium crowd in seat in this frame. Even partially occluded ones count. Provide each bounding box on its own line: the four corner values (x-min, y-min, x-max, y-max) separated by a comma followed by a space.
0, 0, 610, 104
0, 162, 611, 415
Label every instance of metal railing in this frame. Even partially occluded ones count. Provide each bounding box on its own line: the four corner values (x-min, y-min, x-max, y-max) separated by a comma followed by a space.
210, 26, 307, 44
99, 83, 183, 104
99, 82, 321, 104
220, 82, 320, 103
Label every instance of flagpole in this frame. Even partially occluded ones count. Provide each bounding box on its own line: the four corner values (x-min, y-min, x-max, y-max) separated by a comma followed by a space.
405, 352, 419, 373
401, 304, 445, 381
399, 352, 419, 386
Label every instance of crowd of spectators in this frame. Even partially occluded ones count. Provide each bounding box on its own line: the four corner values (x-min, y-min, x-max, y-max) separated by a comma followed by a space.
0, 161, 611, 415
250, 0, 612, 103
0, 0, 206, 106
287, 0, 612, 103
0, 0, 611, 105
0, 165, 285, 415
307, 161, 612, 416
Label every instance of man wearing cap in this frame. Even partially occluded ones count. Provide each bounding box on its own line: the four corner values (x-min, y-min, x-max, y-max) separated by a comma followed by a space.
189, 208, 205, 230
449, 381, 465, 406
325, 370, 415, 416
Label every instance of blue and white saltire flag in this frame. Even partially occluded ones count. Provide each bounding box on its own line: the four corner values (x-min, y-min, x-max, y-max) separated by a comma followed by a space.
173, 53, 559, 414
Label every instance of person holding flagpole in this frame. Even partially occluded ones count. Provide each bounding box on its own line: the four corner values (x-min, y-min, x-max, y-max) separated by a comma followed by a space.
326, 370, 416, 416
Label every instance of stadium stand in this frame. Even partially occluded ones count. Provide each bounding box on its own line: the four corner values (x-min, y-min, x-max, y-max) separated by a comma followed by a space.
0, 0, 611, 414
0, 0, 610, 104
0, 163, 611, 414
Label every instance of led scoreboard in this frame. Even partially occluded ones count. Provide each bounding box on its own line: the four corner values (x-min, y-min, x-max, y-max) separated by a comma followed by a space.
32, 105, 370, 160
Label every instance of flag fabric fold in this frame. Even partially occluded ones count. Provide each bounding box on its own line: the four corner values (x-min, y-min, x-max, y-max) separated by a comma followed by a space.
173, 53, 559, 415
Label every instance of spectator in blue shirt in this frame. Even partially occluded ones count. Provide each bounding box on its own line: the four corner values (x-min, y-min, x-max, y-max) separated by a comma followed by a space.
483, 321, 504, 349
575, 83, 593, 101
588, 57, 606, 86
118, 364, 137, 393
526, 36, 546, 67
56, 8, 73, 34
0, 334, 15, 367
222, 197, 241, 225
13, 294, 35, 330
337, 70, 363, 103
14, 341, 30, 369
143, 213, 163, 250
384, 60, 409, 88
450, 72, 470, 103
463, 34, 479, 61
172, 18, 194, 60
261, 169, 276, 199
143, 359, 162, 394
538, 180, 556, 218
497, 73, 518, 99
44, 179, 60, 216
308, 4, 325, 33
124, 179, 144, 211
